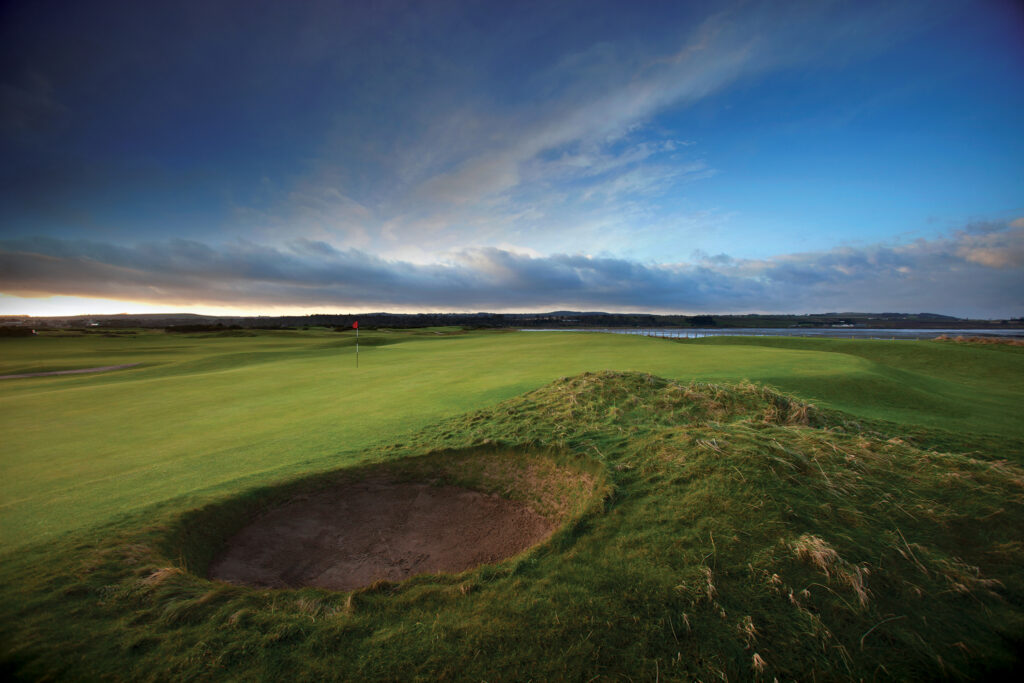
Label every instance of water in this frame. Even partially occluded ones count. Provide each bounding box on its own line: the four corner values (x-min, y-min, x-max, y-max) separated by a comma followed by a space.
521, 328, 1024, 340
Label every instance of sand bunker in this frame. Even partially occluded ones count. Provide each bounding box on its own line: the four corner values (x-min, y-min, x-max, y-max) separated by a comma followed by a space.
208, 480, 555, 591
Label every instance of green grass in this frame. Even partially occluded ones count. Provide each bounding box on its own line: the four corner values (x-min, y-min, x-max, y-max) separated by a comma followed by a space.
1, 329, 877, 548
1, 329, 1022, 680
692, 336, 1024, 437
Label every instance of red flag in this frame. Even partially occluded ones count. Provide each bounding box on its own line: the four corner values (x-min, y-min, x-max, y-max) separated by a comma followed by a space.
352, 321, 358, 329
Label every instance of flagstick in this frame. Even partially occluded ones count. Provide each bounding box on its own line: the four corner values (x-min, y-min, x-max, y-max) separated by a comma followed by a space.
355, 324, 359, 368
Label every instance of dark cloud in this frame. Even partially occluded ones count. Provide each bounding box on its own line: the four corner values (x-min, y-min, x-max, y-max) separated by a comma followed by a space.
2, 220, 1021, 317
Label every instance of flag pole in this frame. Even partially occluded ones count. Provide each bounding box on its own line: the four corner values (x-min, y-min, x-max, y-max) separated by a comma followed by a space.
355, 320, 359, 368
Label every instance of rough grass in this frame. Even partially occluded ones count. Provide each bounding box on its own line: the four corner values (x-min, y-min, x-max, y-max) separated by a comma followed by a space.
934, 334, 1024, 347
2, 370, 1023, 680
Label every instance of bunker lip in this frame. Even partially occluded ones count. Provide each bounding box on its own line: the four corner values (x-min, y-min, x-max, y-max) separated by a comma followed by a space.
208, 479, 557, 591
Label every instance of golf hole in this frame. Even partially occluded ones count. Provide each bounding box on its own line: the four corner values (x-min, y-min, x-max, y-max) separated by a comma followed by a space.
198, 448, 602, 591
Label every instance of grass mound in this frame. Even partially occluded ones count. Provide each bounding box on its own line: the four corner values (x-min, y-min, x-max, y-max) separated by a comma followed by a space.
517, 370, 822, 428
2, 372, 1023, 680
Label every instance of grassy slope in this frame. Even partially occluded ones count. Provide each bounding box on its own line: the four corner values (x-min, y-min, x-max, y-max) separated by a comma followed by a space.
2, 330, 1023, 680
1, 371, 1022, 681
689, 336, 1024, 464
692, 336, 1024, 436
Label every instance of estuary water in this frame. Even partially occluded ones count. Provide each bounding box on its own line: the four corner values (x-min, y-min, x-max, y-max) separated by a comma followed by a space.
521, 328, 1024, 340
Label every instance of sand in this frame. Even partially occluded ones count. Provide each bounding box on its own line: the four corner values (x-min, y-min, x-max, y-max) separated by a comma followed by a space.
208, 480, 554, 591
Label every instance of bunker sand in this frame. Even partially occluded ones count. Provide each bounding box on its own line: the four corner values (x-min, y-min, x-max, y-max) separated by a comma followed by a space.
208, 480, 555, 591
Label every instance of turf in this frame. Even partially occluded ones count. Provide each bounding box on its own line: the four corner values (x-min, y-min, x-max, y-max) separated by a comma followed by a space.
1, 329, 877, 548
1, 329, 1022, 680
691, 335, 1024, 438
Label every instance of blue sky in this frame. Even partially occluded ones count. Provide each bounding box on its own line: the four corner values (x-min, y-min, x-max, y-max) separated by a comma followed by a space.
1, 0, 1022, 317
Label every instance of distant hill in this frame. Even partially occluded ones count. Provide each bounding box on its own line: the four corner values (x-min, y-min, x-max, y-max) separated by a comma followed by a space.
9, 310, 1021, 331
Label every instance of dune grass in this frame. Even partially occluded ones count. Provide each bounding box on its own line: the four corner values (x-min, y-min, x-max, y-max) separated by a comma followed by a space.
1, 329, 1022, 679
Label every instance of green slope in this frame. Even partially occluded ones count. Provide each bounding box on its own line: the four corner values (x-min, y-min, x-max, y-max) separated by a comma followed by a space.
692, 336, 1024, 437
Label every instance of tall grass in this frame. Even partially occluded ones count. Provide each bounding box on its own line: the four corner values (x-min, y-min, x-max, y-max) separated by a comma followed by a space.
934, 334, 1024, 346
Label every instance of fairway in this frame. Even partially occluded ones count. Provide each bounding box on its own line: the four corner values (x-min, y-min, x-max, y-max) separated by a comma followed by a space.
2, 329, 1022, 548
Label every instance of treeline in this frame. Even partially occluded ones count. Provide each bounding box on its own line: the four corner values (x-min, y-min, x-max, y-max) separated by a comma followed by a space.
0, 327, 35, 337
17, 310, 1023, 332
165, 324, 296, 333
166, 324, 244, 333
311, 313, 712, 330
157, 313, 720, 331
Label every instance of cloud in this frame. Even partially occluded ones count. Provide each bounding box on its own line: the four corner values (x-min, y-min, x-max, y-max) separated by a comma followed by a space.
2, 219, 1021, 317
1, 0, 958, 270
954, 220, 1024, 269
255, 0, 948, 263
403, 0, 942, 210
408, 9, 753, 208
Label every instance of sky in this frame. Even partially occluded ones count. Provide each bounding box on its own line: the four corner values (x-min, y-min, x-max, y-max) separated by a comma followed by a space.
1, 0, 1022, 318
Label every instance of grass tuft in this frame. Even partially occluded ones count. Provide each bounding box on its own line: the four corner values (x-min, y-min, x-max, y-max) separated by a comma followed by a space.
141, 567, 184, 586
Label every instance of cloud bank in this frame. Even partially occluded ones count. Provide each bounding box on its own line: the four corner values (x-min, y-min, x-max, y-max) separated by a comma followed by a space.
2, 220, 1020, 318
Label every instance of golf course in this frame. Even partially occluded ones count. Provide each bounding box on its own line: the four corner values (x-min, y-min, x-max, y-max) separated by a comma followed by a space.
2, 328, 1023, 680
